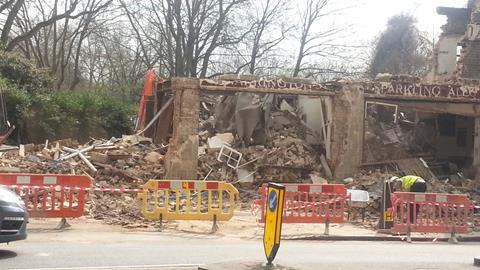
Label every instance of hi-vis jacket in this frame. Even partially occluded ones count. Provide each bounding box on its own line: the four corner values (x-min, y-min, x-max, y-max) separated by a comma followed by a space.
400, 175, 424, 192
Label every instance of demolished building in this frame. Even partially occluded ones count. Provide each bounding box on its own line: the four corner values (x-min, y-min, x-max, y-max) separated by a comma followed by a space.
0, 1, 479, 229
144, 75, 479, 182
137, 1, 480, 192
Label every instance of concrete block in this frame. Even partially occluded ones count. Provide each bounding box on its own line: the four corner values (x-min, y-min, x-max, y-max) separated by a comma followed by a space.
207, 133, 234, 150
90, 152, 109, 163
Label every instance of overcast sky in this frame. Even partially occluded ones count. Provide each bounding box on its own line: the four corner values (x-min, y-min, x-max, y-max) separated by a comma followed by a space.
348, 0, 466, 43
287, 0, 468, 69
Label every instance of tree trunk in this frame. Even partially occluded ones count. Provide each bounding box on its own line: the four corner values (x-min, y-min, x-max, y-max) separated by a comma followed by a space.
0, 0, 25, 46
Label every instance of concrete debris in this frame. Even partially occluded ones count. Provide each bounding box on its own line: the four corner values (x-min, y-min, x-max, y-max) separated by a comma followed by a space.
199, 107, 326, 204
345, 170, 480, 231
87, 192, 150, 228
122, 134, 153, 145
144, 151, 164, 164
236, 168, 255, 183
107, 150, 132, 161
310, 173, 328, 184
90, 152, 109, 164
207, 133, 234, 150
0, 134, 165, 228
343, 177, 354, 184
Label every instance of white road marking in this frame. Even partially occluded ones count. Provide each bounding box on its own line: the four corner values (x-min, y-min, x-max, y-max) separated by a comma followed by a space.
12, 264, 204, 270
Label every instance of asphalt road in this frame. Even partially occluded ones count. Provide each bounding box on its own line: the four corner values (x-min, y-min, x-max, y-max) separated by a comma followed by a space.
0, 229, 479, 270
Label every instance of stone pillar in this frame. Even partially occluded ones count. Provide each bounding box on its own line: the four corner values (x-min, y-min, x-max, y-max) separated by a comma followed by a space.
330, 82, 365, 179
164, 78, 200, 180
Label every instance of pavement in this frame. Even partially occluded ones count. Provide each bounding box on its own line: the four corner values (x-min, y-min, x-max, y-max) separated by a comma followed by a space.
116, 210, 480, 242
26, 211, 480, 242
1, 219, 479, 270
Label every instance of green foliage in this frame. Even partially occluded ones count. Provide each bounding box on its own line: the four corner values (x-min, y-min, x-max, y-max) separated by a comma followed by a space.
3, 88, 136, 143
51, 91, 136, 140
0, 51, 52, 93
0, 51, 136, 143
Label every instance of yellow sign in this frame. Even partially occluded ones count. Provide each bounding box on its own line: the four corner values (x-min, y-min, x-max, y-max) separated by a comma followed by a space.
263, 183, 285, 265
384, 208, 393, 222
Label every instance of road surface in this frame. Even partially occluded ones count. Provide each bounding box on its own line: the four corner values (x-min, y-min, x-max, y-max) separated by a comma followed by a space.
0, 224, 478, 270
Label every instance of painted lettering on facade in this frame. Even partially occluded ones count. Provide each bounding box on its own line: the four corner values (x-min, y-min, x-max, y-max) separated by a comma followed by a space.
200, 79, 330, 92
200, 79, 480, 100
362, 82, 480, 100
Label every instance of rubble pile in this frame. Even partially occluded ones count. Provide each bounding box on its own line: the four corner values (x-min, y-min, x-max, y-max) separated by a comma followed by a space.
363, 103, 430, 164
0, 134, 166, 227
198, 110, 326, 203
88, 193, 147, 228
346, 169, 480, 231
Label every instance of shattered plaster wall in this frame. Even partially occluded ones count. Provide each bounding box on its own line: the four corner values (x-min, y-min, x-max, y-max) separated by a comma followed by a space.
298, 96, 329, 145
434, 35, 463, 81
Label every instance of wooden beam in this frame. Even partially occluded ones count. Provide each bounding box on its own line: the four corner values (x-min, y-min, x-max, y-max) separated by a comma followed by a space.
365, 98, 480, 117
364, 94, 480, 103
324, 97, 332, 159
199, 85, 335, 96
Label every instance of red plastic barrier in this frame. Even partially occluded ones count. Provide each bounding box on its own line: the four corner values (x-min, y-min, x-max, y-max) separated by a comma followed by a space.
391, 192, 474, 234
255, 184, 350, 224
0, 173, 91, 218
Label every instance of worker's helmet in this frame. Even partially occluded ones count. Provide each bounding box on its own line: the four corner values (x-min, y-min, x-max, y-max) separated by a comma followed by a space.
390, 176, 401, 191
390, 176, 400, 182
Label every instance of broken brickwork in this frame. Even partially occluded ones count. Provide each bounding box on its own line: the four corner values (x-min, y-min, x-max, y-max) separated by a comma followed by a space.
164, 78, 200, 180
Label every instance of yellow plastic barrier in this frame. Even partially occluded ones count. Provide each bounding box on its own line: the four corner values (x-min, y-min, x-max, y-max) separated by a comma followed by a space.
138, 180, 239, 232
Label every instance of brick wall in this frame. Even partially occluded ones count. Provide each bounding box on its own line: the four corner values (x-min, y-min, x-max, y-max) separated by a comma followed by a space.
461, 41, 480, 79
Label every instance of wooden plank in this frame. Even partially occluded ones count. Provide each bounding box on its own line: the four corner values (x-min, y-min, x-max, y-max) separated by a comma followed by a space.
365, 94, 480, 104
199, 85, 336, 96
365, 98, 480, 116
324, 97, 333, 159
320, 154, 333, 179
394, 158, 437, 181
318, 98, 327, 145
360, 155, 432, 167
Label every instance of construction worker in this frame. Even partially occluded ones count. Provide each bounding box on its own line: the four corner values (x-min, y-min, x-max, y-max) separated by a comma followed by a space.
390, 175, 427, 193
390, 175, 427, 223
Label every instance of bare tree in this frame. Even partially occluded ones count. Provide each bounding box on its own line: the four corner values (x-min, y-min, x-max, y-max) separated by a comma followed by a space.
243, 0, 291, 75
0, 0, 111, 51
69, 0, 113, 90
119, 0, 248, 78
10, 0, 113, 89
80, 25, 147, 93
291, 0, 360, 78
292, 0, 328, 77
